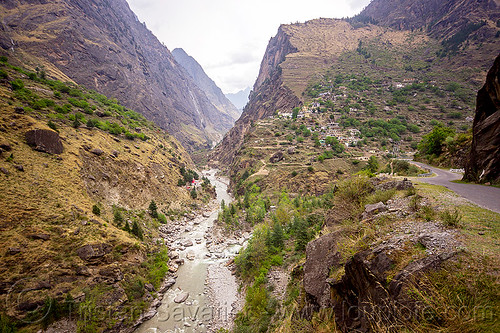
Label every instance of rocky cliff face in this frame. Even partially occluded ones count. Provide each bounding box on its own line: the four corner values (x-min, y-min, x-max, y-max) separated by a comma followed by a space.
172, 48, 240, 128
0, 0, 232, 151
359, 0, 499, 39
464, 54, 500, 184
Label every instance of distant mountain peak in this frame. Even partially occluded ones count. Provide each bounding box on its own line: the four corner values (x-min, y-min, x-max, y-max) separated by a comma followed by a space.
172, 48, 241, 126
225, 87, 251, 110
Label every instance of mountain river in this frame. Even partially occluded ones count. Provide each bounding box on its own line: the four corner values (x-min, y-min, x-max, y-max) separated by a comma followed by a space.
136, 170, 245, 333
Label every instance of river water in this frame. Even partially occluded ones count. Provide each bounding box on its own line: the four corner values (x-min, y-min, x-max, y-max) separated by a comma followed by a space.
136, 170, 241, 333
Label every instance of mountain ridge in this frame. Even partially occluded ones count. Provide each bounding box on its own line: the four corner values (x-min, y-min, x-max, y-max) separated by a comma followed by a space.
0, 0, 233, 151
171, 48, 240, 128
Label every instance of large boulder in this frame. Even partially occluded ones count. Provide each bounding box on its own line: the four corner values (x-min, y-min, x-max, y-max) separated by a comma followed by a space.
303, 231, 342, 307
464, 54, 500, 184
25, 129, 63, 154
362, 201, 388, 220
269, 151, 284, 163
174, 291, 189, 303
76, 243, 112, 261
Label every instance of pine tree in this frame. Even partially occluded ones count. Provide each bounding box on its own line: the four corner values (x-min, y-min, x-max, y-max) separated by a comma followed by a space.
131, 221, 143, 240
113, 209, 123, 227
270, 222, 284, 250
124, 221, 131, 232
294, 217, 309, 252
149, 200, 158, 218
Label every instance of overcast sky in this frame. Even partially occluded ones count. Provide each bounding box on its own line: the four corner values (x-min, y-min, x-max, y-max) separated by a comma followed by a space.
126, 0, 371, 94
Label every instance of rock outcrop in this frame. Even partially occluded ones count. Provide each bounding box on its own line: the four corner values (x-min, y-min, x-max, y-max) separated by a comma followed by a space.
302, 223, 461, 332
464, 54, 500, 184
210, 26, 301, 166
76, 243, 112, 261
25, 129, 63, 154
303, 232, 341, 307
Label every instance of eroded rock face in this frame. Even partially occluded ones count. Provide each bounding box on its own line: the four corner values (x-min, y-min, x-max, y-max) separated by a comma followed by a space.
465, 54, 500, 184
330, 233, 459, 332
303, 232, 341, 307
76, 243, 112, 261
25, 129, 63, 154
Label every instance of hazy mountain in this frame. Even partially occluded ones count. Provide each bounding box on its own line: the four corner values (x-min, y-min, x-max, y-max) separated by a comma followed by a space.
172, 48, 240, 127
225, 87, 251, 110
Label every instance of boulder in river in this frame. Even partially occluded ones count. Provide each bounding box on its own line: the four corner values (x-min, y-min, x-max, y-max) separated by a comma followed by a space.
174, 291, 189, 303
169, 251, 179, 259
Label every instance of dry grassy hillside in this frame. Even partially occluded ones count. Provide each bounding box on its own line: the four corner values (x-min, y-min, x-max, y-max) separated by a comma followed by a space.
280, 19, 425, 97
0, 57, 213, 331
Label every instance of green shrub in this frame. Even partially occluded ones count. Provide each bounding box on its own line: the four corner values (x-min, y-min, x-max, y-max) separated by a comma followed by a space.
92, 205, 100, 216
158, 213, 167, 224
405, 187, 417, 197
440, 209, 462, 228
47, 120, 58, 131
409, 195, 421, 212
86, 118, 99, 128
0, 70, 8, 79
364, 156, 379, 173
72, 117, 81, 128
131, 220, 143, 240
10, 79, 24, 90
0, 56, 8, 63
336, 176, 374, 206
366, 189, 396, 204
418, 205, 436, 221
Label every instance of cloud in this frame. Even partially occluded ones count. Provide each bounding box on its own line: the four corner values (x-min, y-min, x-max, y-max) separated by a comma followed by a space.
347, 0, 372, 11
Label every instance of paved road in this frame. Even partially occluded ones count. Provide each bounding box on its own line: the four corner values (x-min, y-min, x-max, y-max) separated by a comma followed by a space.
410, 161, 500, 214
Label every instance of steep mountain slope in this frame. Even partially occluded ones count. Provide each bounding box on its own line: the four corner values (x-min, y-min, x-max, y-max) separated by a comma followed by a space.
359, 0, 500, 39
172, 48, 240, 126
0, 0, 232, 151
225, 87, 251, 110
0, 58, 217, 331
211, 0, 499, 167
